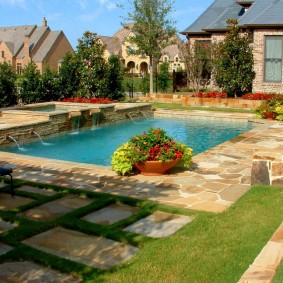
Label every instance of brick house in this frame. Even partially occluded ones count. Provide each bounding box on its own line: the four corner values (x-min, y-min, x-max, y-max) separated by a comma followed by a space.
0, 18, 73, 74
100, 24, 185, 76
181, 0, 283, 94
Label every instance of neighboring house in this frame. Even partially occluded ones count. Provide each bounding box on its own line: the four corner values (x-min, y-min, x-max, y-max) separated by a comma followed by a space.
100, 24, 185, 76
0, 17, 73, 74
181, 0, 283, 94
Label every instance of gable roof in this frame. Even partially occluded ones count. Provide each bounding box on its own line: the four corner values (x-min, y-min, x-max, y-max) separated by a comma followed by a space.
113, 23, 134, 42
239, 0, 283, 26
99, 35, 121, 55
182, 0, 242, 34
0, 25, 36, 55
182, 0, 283, 35
32, 31, 63, 62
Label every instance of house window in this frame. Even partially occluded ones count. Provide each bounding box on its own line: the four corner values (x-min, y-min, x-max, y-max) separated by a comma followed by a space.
1, 51, 4, 58
175, 57, 179, 62
164, 56, 168, 62
264, 36, 283, 82
16, 63, 22, 74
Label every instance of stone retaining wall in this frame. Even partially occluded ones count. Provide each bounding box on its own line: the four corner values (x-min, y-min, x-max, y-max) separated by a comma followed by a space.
139, 93, 262, 109
251, 153, 283, 186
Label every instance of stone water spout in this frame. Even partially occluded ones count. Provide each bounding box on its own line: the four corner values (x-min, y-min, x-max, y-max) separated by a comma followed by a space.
6, 135, 23, 150
30, 129, 44, 143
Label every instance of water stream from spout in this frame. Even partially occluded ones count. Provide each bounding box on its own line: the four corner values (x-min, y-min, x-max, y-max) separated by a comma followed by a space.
8, 136, 24, 151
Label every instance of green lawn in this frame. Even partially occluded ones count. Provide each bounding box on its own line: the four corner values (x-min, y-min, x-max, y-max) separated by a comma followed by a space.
0, 178, 282, 283
151, 102, 256, 113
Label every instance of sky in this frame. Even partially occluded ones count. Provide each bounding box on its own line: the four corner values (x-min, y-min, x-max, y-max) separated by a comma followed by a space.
0, 0, 214, 49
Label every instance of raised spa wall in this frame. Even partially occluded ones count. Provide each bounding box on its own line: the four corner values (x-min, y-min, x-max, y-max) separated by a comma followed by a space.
0, 102, 153, 146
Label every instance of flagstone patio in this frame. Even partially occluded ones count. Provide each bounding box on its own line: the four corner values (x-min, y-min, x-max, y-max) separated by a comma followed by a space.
0, 111, 282, 282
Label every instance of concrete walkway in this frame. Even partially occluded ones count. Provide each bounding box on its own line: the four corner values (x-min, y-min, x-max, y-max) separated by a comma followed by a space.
0, 112, 282, 282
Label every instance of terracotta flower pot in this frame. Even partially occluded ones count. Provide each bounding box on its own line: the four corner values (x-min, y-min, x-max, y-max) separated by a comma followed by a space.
134, 159, 181, 176
264, 111, 277, 120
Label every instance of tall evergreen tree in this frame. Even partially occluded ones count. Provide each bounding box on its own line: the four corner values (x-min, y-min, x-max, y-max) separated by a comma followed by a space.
58, 52, 80, 98
76, 31, 108, 98
106, 55, 125, 101
40, 66, 61, 102
18, 61, 42, 104
0, 61, 17, 107
214, 19, 255, 97
158, 62, 170, 92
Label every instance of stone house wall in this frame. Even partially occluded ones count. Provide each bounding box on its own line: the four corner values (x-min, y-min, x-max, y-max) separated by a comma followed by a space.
252, 29, 283, 93
36, 32, 73, 73
187, 29, 283, 94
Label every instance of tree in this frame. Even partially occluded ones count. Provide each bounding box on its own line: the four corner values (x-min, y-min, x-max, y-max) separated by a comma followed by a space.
105, 55, 125, 101
0, 61, 17, 107
58, 52, 81, 98
214, 19, 255, 97
123, 0, 176, 94
76, 31, 108, 98
158, 62, 170, 92
179, 40, 213, 93
18, 61, 42, 104
40, 66, 61, 102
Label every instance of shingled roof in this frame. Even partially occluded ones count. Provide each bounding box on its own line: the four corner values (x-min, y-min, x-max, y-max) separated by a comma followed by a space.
0, 19, 72, 64
239, 0, 283, 26
99, 36, 121, 55
182, 0, 283, 35
0, 25, 36, 55
32, 31, 63, 62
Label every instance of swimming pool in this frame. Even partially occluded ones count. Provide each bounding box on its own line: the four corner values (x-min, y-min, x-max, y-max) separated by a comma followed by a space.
0, 118, 253, 166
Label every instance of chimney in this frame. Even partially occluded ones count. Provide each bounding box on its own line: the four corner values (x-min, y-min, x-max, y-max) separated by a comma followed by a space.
42, 17, 47, 27
24, 35, 30, 58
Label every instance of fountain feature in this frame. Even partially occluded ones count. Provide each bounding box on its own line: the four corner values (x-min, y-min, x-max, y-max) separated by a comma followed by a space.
70, 116, 81, 135
7, 135, 24, 150
126, 113, 136, 123
31, 130, 44, 144
140, 111, 149, 120
0, 102, 153, 146
91, 113, 100, 129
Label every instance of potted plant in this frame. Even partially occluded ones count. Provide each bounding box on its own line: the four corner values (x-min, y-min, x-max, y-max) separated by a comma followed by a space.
255, 97, 283, 120
111, 128, 193, 175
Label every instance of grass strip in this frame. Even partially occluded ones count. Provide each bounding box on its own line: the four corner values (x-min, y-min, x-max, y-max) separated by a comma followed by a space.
151, 102, 256, 113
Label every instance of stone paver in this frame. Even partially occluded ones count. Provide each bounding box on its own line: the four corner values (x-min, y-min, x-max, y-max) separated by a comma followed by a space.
20, 195, 93, 221
0, 193, 33, 210
239, 222, 283, 283
123, 211, 194, 238
17, 185, 57, 196
0, 219, 16, 232
0, 243, 13, 256
82, 204, 138, 225
239, 265, 276, 283
0, 261, 80, 283
23, 227, 139, 269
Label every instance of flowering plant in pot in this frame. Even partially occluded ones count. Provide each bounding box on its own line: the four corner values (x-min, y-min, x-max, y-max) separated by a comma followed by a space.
255, 97, 283, 120
111, 128, 193, 175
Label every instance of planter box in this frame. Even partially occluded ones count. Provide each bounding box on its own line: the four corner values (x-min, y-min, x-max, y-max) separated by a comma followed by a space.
182, 97, 262, 109
140, 94, 262, 109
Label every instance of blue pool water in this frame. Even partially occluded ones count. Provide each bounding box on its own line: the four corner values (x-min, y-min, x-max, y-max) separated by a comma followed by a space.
1, 118, 253, 166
